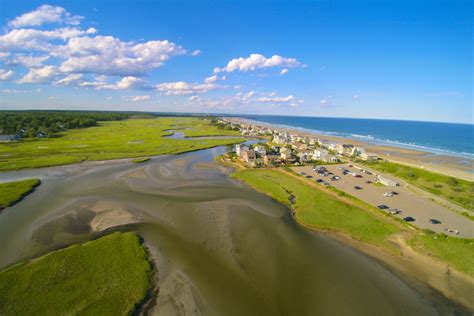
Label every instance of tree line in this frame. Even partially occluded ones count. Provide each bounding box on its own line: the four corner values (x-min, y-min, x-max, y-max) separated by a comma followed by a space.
0, 111, 132, 138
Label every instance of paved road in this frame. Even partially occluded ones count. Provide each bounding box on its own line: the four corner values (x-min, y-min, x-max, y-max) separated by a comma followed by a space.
293, 164, 474, 238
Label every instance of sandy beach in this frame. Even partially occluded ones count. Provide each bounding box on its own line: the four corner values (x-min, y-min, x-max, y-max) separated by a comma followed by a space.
228, 117, 474, 181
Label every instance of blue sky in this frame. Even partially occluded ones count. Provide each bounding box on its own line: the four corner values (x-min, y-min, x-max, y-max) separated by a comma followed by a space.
0, 0, 472, 123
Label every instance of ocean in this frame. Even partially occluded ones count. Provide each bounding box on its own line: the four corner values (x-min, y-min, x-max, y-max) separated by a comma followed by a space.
239, 115, 474, 159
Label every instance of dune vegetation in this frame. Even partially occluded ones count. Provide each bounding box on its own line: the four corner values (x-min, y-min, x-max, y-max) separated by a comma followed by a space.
0, 117, 244, 171
363, 160, 474, 211
0, 179, 40, 210
0, 232, 153, 315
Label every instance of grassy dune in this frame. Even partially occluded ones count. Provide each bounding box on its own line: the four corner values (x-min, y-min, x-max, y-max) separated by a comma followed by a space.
0, 232, 153, 315
0, 117, 244, 171
410, 231, 474, 277
363, 160, 474, 211
0, 179, 40, 210
233, 169, 401, 251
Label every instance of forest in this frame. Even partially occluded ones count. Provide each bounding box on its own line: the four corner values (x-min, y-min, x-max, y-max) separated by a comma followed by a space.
0, 111, 133, 138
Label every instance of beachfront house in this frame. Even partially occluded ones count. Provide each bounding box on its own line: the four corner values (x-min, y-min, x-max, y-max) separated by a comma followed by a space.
263, 154, 281, 165
360, 152, 379, 162
296, 151, 313, 164
242, 149, 256, 164
336, 144, 355, 156
235, 144, 249, 157
0, 134, 20, 142
254, 145, 267, 157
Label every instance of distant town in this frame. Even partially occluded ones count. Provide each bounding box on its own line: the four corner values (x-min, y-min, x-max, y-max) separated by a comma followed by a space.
218, 118, 379, 166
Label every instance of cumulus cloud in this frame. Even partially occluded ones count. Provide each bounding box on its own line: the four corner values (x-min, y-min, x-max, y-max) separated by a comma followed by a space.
280, 68, 288, 75
320, 99, 327, 104
0, 69, 14, 81
17, 65, 57, 83
217, 53, 303, 73
54, 73, 83, 86
156, 81, 219, 95
123, 95, 150, 102
11, 55, 50, 67
257, 95, 294, 103
204, 75, 218, 83
8, 5, 83, 28
190, 49, 201, 56
0, 27, 96, 51
54, 36, 187, 76
2, 5, 195, 90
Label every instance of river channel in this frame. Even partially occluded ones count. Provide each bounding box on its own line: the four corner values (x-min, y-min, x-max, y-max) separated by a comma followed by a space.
0, 144, 468, 315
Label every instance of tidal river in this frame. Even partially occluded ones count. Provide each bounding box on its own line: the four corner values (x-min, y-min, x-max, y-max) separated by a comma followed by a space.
0, 145, 467, 315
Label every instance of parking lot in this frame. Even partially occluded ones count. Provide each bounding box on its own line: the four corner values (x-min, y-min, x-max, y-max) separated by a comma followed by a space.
293, 164, 474, 238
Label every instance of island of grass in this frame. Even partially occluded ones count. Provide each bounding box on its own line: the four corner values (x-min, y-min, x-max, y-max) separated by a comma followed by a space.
0, 117, 245, 171
133, 157, 150, 163
0, 179, 40, 211
232, 168, 474, 278
362, 160, 474, 211
0, 232, 153, 315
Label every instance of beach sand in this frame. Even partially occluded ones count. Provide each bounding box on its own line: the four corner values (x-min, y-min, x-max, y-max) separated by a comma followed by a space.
229, 117, 474, 181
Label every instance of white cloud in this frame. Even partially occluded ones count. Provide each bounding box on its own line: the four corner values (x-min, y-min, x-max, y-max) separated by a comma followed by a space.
0, 27, 95, 51
11, 55, 50, 67
156, 81, 219, 95
17, 65, 57, 83
280, 68, 288, 75
123, 95, 150, 102
9, 5, 83, 28
188, 95, 200, 101
217, 53, 303, 73
190, 49, 201, 56
0, 69, 14, 81
257, 95, 294, 103
54, 73, 83, 86
204, 75, 218, 83
353, 94, 359, 99
320, 99, 327, 104
54, 36, 187, 76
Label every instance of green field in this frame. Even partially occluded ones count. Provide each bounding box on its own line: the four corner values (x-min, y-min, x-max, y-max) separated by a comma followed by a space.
233, 169, 401, 251
363, 160, 474, 211
0, 117, 244, 171
0, 179, 40, 210
410, 231, 474, 277
0, 232, 153, 315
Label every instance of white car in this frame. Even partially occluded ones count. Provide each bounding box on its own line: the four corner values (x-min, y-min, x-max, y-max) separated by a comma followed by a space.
383, 192, 394, 197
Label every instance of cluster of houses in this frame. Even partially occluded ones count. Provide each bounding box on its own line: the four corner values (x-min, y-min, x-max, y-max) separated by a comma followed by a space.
220, 119, 379, 167
0, 128, 47, 143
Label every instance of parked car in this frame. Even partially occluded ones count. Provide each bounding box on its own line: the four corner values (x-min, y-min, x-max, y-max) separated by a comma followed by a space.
331, 176, 341, 181
387, 208, 401, 215
403, 216, 415, 222
316, 179, 324, 183
365, 171, 373, 175
354, 186, 363, 190
383, 192, 394, 197
445, 228, 459, 235
429, 219, 441, 224
391, 191, 399, 195
365, 180, 372, 184
377, 204, 389, 210
306, 175, 313, 179
355, 174, 363, 178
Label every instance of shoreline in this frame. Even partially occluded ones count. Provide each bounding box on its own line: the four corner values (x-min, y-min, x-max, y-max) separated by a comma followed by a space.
227, 117, 474, 181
